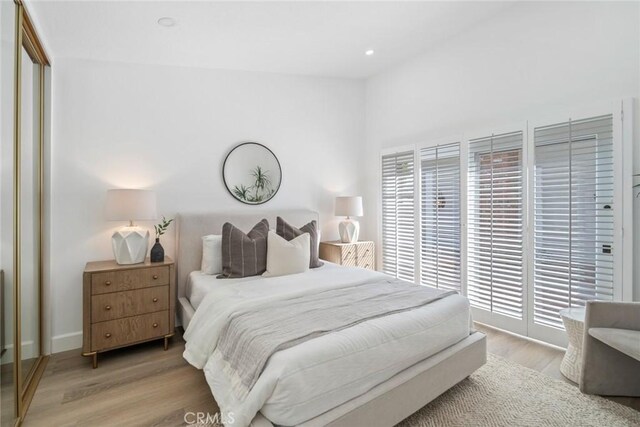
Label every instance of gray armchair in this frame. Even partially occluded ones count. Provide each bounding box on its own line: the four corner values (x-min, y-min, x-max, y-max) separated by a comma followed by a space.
579, 301, 640, 396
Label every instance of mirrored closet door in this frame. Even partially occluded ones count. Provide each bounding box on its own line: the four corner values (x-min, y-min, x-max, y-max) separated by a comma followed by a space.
20, 37, 42, 399
1, 1, 49, 425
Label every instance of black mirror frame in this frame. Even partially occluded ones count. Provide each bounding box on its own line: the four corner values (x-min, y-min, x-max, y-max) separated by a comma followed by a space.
222, 142, 282, 205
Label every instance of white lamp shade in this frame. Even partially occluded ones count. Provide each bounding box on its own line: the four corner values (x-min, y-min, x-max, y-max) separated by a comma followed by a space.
335, 196, 363, 217
105, 189, 157, 221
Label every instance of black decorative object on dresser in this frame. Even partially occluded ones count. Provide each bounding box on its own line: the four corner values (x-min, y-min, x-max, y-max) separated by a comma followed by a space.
150, 216, 174, 263
150, 239, 164, 263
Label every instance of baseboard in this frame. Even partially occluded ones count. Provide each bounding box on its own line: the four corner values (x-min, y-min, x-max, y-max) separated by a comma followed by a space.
474, 321, 566, 351
51, 331, 82, 353
0, 340, 35, 364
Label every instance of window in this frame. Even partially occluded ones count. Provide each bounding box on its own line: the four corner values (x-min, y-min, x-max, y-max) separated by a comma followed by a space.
533, 115, 614, 329
467, 132, 524, 319
381, 150, 415, 282
420, 143, 461, 291
378, 102, 629, 346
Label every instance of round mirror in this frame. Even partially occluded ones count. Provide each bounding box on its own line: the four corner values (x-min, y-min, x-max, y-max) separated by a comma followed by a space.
223, 142, 282, 205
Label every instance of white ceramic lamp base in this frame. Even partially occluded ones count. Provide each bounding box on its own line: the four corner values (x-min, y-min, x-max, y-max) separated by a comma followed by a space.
111, 226, 149, 265
339, 218, 360, 243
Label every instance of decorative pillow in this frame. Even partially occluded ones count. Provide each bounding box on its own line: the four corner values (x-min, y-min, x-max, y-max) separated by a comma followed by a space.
276, 217, 324, 268
201, 235, 222, 275
219, 219, 269, 278
263, 231, 310, 277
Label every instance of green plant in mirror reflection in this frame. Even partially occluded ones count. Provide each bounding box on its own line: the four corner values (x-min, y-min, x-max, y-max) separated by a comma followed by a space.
233, 165, 275, 203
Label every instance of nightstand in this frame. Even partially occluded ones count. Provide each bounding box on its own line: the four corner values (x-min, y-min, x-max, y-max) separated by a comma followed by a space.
319, 241, 375, 270
82, 257, 175, 368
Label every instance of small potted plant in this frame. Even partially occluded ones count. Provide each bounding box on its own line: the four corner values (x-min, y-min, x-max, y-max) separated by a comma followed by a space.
150, 216, 174, 262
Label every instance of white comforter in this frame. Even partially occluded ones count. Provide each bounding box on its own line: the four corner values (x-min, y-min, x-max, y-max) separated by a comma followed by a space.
183, 264, 470, 426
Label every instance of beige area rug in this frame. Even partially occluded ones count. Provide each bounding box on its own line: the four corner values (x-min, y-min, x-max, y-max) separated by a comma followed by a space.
397, 354, 640, 427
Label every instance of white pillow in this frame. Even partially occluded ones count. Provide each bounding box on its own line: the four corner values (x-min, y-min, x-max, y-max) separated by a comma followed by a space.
201, 235, 222, 275
263, 231, 310, 277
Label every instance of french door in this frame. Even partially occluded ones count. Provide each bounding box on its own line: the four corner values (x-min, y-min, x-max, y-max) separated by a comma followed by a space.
419, 142, 461, 292
381, 149, 416, 283
527, 111, 626, 345
466, 129, 527, 335
381, 100, 632, 347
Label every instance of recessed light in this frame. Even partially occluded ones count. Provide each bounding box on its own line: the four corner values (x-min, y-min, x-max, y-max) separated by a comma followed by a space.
365, 49, 375, 56
157, 17, 177, 27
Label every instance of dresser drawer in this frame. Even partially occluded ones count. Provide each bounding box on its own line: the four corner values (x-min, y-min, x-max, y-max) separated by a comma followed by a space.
356, 242, 374, 260
357, 255, 374, 270
340, 244, 356, 261
91, 311, 169, 352
91, 266, 170, 295
91, 286, 169, 323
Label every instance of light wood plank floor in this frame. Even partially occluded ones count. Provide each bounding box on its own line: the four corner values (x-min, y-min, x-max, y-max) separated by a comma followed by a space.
24, 325, 640, 426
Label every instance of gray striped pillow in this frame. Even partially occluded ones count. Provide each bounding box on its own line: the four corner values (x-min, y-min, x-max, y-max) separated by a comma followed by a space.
219, 219, 269, 278
276, 217, 324, 268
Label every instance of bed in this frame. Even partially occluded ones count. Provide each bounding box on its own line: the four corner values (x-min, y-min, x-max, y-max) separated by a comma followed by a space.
177, 210, 486, 427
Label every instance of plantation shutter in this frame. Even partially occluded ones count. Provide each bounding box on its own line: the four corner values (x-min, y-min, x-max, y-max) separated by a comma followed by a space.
381, 151, 415, 282
533, 115, 614, 329
420, 143, 461, 291
467, 131, 524, 318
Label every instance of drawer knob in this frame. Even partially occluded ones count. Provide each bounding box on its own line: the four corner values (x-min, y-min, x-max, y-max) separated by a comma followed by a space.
153, 323, 159, 328
105, 305, 111, 311
152, 275, 158, 280
105, 281, 111, 286
104, 333, 111, 338
152, 297, 158, 302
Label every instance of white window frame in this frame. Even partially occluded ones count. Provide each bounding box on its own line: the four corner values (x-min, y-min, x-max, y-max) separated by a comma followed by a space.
463, 122, 529, 337
377, 98, 634, 348
416, 136, 465, 293
526, 99, 632, 346
380, 145, 419, 281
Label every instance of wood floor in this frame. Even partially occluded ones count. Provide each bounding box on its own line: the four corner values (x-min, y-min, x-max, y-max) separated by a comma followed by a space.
23, 324, 640, 426
23, 330, 219, 427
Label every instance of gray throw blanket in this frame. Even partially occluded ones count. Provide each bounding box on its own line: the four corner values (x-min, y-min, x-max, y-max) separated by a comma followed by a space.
215, 279, 455, 399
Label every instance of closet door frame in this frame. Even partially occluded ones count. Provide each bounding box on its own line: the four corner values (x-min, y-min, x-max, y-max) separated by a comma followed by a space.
12, 0, 49, 423
526, 99, 633, 347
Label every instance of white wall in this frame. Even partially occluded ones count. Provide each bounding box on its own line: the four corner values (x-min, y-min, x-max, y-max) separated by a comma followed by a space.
363, 2, 640, 298
49, 58, 365, 352
47, 1, 640, 351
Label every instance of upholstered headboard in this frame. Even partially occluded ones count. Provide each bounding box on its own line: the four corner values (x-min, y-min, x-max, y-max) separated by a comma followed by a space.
175, 210, 319, 300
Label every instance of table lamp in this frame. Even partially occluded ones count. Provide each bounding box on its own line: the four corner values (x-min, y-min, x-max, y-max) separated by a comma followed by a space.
335, 196, 363, 243
106, 189, 157, 264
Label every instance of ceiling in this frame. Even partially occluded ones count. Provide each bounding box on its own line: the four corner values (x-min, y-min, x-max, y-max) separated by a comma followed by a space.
28, 1, 514, 79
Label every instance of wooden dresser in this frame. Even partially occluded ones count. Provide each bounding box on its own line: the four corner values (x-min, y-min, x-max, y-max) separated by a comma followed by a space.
82, 257, 175, 368
319, 241, 375, 270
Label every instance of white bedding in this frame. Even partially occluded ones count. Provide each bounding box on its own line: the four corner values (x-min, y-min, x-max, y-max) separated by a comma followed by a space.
186, 271, 262, 311
183, 263, 471, 427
